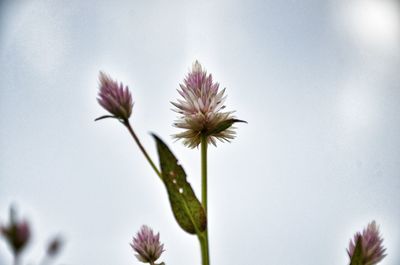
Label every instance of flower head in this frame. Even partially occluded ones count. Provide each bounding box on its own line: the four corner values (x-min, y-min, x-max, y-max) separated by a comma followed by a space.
347, 221, 387, 265
1, 207, 31, 255
172, 60, 244, 148
97, 72, 133, 120
130, 225, 164, 264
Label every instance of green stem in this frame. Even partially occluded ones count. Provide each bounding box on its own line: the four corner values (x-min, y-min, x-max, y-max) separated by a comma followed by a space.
200, 135, 210, 265
201, 135, 208, 213
123, 120, 162, 179
198, 233, 209, 265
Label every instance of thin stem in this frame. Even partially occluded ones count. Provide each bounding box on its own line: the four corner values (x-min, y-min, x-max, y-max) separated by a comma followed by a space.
198, 233, 209, 265
200, 135, 210, 265
14, 254, 20, 265
201, 135, 208, 212
123, 120, 162, 179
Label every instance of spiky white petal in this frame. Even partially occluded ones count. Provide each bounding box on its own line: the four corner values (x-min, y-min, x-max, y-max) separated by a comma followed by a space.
172, 61, 239, 148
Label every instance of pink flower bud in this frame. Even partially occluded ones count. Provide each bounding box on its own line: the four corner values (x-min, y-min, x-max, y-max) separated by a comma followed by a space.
130, 225, 165, 264
97, 72, 133, 120
348, 221, 387, 265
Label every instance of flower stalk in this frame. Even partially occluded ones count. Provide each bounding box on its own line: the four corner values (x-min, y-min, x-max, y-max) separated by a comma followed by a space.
201, 135, 208, 213
122, 119, 162, 179
200, 135, 210, 265
198, 233, 209, 265
14, 254, 20, 265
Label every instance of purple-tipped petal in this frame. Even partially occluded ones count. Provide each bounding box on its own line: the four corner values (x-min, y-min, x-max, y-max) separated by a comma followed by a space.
97, 72, 133, 120
347, 221, 387, 265
171, 60, 243, 148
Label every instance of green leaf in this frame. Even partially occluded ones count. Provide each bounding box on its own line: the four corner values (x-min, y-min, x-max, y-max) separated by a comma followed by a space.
94, 115, 117, 121
206, 119, 247, 135
350, 237, 363, 265
152, 134, 207, 235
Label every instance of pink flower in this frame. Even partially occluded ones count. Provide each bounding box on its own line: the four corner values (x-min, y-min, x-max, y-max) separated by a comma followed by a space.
97, 72, 133, 120
130, 225, 165, 264
348, 221, 387, 265
172, 61, 243, 148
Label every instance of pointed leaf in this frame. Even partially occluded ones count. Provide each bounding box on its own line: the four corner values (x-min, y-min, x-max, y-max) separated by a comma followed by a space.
152, 134, 207, 234
207, 118, 247, 135
94, 115, 117, 121
350, 237, 363, 265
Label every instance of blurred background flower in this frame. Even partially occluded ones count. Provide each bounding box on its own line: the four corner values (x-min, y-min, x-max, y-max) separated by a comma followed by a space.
0, 206, 64, 265
0, 206, 31, 258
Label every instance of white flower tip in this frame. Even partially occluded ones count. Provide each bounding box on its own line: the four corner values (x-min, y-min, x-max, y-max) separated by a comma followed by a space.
192, 60, 202, 72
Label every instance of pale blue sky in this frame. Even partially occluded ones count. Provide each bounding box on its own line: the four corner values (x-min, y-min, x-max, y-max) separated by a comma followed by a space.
1, 0, 399, 265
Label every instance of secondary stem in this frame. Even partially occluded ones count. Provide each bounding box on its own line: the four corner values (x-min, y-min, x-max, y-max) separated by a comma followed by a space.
123, 120, 162, 179
14, 254, 20, 265
200, 135, 210, 265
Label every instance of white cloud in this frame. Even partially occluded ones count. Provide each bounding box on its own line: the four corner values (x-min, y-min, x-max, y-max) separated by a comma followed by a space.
337, 0, 400, 54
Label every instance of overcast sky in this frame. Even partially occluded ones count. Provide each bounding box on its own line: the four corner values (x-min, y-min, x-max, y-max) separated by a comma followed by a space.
0, 0, 399, 265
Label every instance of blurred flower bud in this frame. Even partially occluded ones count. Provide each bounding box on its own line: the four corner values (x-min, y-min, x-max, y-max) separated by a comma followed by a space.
0, 207, 31, 255
47, 236, 63, 257
130, 225, 165, 264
